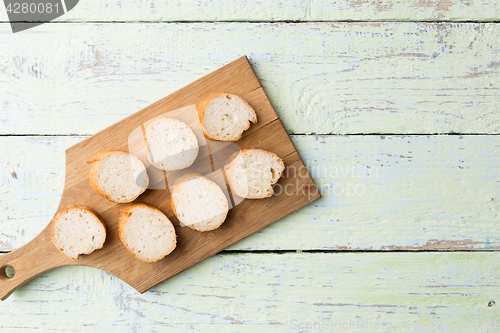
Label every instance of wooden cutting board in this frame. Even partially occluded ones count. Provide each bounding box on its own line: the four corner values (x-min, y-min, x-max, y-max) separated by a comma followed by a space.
0, 56, 321, 301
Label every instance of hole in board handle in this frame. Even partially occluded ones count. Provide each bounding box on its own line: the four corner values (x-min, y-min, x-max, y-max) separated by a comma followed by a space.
3, 265, 15, 279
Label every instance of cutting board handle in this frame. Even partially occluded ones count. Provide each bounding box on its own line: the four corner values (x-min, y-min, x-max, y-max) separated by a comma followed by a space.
0, 223, 65, 301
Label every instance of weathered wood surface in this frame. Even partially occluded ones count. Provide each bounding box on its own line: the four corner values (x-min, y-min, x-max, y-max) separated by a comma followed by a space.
0, 56, 320, 301
1, 3, 499, 327
0, 23, 499, 135
2, 135, 498, 252
0, 252, 499, 332
1, 0, 499, 22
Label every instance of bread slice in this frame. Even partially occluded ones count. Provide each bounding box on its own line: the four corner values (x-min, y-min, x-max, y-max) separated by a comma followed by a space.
118, 203, 177, 262
225, 149, 285, 199
88, 151, 149, 203
51, 205, 107, 260
145, 117, 199, 171
197, 92, 257, 141
171, 173, 228, 232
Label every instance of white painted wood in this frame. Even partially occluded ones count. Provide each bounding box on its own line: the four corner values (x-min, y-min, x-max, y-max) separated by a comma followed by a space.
0, 23, 499, 135
0, 1, 498, 328
0, 0, 311, 23
0, 252, 498, 332
1, 135, 498, 252
1, 0, 498, 22
0, 136, 82, 250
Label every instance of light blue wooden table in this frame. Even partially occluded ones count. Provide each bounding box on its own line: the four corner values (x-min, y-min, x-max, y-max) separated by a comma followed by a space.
0, 1, 499, 332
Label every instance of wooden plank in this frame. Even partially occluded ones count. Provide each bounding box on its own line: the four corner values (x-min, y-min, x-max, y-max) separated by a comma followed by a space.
309, 0, 500, 22
0, 0, 498, 22
0, 57, 319, 301
0, 0, 310, 22
0, 252, 499, 332
0, 23, 499, 135
1, 135, 498, 252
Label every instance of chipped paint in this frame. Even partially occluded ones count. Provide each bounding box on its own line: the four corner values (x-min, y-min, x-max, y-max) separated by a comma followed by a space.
0, 6, 499, 329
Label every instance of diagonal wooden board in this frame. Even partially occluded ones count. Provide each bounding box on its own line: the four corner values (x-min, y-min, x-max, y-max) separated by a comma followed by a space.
0, 56, 321, 300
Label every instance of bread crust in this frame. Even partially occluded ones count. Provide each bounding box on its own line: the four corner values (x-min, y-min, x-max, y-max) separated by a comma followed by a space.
197, 92, 258, 142
51, 205, 107, 260
170, 173, 229, 232
118, 203, 177, 263
88, 151, 148, 203
144, 117, 199, 171
224, 149, 285, 199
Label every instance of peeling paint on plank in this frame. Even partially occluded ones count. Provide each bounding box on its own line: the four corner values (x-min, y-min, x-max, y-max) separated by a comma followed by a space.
0, 135, 498, 252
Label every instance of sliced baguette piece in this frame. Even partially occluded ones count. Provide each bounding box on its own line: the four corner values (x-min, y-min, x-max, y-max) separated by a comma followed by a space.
51, 205, 106, 260
171, 173, 229, 232
225, 149, 285, 199
145, 117, 199, 171
197, 92, 257, 142
88, 151, 149, 203
118, 203, 177, 262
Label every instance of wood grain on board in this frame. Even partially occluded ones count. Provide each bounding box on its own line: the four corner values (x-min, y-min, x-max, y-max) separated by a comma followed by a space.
0, 23, 499, 136
0, 56, 320, 301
